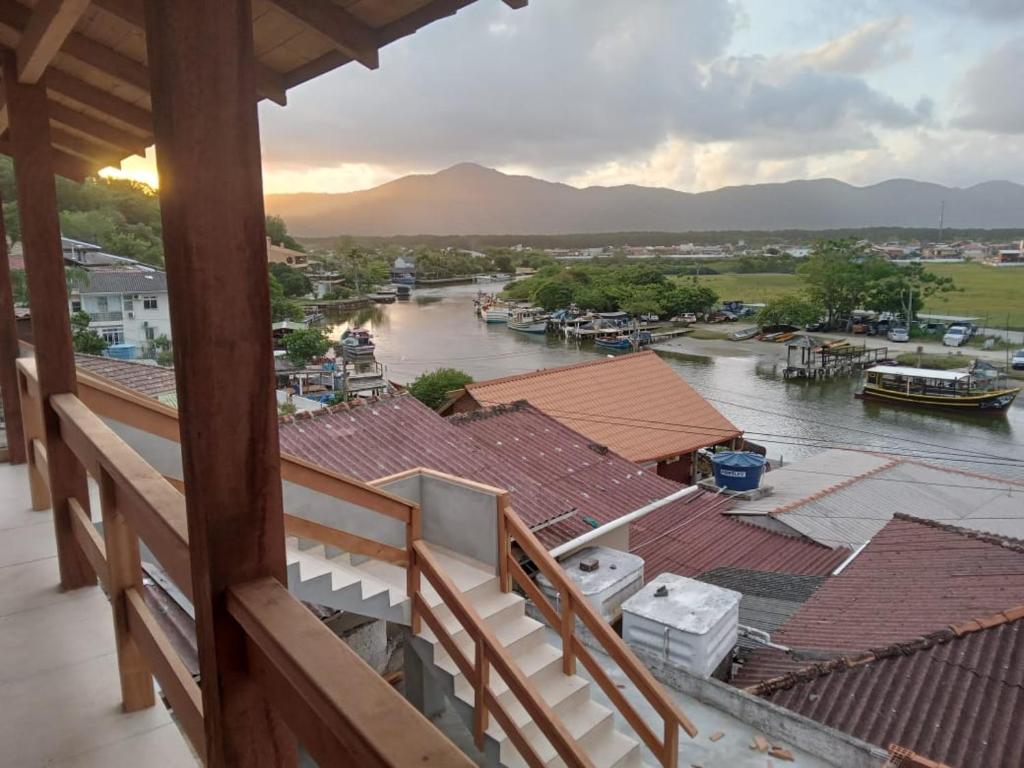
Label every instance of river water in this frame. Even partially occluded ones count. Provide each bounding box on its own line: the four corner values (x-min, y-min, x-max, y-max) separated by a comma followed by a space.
327, 283, 1024, 481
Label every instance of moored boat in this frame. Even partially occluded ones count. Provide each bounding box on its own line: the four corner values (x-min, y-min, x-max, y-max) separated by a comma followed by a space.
340, 328, 376, 358
507, 307, 549, 333
856, 364, 1021, 412
729, 326, 760, 341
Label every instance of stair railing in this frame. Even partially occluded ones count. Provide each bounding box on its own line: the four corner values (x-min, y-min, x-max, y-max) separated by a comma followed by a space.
409, 539, 594, 768
500, 506, 697, 768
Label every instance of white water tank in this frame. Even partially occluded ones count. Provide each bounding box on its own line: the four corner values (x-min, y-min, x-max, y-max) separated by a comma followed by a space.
621, 573, 740, 678
536, 546, 644, 624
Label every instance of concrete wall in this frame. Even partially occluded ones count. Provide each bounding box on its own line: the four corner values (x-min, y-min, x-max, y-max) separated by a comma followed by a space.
633, 648, 888, 768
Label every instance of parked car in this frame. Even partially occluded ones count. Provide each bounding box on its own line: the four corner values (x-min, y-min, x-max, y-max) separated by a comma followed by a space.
1013, 349, 1024, 370
943, 325, 970, 347
672, 312, 698, 325
888, 326, 910, 343
805, 321, 826, 332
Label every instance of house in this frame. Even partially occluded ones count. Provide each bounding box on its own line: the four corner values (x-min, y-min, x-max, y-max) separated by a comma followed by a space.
442, 351, 743, 482
68, 268, 172, 354
390, 255, 416, 282
732, 514, 1024, 688
266, 236, 309, 269
724, 448, 1024, 547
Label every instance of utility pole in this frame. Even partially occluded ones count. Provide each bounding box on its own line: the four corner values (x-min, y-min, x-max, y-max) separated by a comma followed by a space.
937, 200, 945, 244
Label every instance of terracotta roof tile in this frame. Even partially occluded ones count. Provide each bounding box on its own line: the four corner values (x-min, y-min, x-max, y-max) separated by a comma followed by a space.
75, 354, 178, 398
463, 351, 741, 463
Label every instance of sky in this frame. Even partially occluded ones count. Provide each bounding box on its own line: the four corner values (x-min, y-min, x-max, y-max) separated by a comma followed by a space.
105, 0, 1024, 195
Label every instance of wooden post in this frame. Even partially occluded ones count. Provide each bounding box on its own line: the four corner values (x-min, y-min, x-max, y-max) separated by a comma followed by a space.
99, 468, 156, 712
3, 51, 95, 589
142, 2, 294, 765
561, 592, 576, 675
407, 505, 422, 634
473, 637, 489, 749
0, 194, 26, 464
17, 366, 49, 508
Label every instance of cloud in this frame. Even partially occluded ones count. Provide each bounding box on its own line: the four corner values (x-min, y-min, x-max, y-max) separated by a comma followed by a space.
953, 38, 1024, 134
258, 0, 927, 186
933, 0, 1024, 20
795, 17, 911, 74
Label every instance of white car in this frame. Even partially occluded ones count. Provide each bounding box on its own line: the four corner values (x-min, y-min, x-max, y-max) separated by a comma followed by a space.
888, 326, 909, 343
942, 325, 969, 347
1013, 349, 1024, 370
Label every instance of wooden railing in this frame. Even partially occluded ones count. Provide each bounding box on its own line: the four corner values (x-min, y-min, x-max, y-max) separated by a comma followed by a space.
410, 540, 593, 768
16, 358, 469, 768
500, 508, 698, 768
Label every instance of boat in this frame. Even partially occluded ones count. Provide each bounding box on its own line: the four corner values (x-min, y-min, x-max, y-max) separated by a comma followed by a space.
340, 328, 376, 358
856, 364, 1021, 412
595, 335, 632, 350
507, 307, 549, 334
729, 326, 760, 341
391, 274, 415, 286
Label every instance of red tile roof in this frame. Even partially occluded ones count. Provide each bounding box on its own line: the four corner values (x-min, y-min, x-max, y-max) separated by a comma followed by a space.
629, 492, 849, 580
733, 515, 1024, 687
75, 354, 178, 398
462, 351, 741, 463
278, 396, 699, 549
749, 606, 1024, 768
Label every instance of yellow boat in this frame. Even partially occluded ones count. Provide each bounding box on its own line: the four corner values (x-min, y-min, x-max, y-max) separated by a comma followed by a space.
857, 364, 1021, 412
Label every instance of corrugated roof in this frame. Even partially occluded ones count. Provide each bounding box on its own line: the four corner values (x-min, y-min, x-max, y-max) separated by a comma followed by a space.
733, 515, 1024, 687
463, 351, 741, 463
629, 494, 849, 581
75, 354, 177, 398
72, 269, 168, 294
278, 396, 698, 549
750, 607, 1024, 768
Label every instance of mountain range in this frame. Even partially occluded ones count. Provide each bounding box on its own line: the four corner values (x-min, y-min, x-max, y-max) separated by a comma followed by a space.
264, 163, 1024, 237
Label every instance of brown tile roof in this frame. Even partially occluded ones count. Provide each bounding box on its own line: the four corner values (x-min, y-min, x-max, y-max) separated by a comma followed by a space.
749, 606, 1024, 768
630, 494, 849, 581
462, 351, 741, 463
75, 354, 178, 398
732, 515, 1024, 687
278, 395, 699, 549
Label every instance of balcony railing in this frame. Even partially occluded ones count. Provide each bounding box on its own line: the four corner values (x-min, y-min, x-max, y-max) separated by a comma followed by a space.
88, 311, 124, 322
16, 356, 470, 768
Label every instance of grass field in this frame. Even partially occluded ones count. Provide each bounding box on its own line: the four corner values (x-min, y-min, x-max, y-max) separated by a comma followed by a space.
679, 263, 1024, 329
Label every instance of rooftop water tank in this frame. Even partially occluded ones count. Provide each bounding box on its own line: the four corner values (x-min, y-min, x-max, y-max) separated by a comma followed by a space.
536, 546, 644, 624
105, 343, 137, 360
711, 451, 766, 492
621, 573, 740, 678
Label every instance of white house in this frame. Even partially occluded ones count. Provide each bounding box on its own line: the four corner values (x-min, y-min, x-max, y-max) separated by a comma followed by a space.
68, 269, 172, 354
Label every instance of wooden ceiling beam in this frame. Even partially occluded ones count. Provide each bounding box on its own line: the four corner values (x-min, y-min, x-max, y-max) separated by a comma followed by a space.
0, 0, 149, 91
0, 137, 89, 181
502, 0, 529, 7
17, 0, 92, 84
50, 124, 122, 168
269, 0, 379, 70
45, 67, 153, 135
92, 0, 287, 105
48, 100, 147, 155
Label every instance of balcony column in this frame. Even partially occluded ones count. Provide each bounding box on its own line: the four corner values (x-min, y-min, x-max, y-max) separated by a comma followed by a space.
142, 2, 294, 766
0, 193, 26, 464
2, 52, 95, 589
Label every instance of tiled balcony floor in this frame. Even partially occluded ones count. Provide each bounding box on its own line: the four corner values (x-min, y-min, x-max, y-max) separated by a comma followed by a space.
0, 462, 196, 768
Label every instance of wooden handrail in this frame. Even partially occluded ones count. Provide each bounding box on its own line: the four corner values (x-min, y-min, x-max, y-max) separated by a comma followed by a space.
284, 513, 408, 566
412, 540, 593, 768
228, 576, 472, 768
503, 509, 696, 767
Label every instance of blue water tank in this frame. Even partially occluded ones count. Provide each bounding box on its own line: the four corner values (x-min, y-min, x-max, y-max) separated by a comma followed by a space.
711, 451, 766, 492
105, 343, 137, 360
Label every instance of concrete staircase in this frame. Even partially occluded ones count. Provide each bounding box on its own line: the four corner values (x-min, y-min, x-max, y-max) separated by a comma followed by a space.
284, 537, 644, 768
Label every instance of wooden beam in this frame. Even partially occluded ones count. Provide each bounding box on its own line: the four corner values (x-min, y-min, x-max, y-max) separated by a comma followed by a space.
0, 191, 25, 464
3, 51, 95, 589
51, 124, 122, 167
93, 0, 287, 105
0, 137, 91, 182
142, 2, 294, 765
46, 67, 153, 135
17, 0, 92, 83
0, 0, 149, 92
47, 100, 147, 155
502, 0, 529, 7
269, 0, 379, 70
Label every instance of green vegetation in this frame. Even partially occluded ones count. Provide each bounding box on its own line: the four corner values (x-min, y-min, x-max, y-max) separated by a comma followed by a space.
70, 311, 107, 355
894, 353, 972, 370
283, 328, 331, 367
756, 295, 822, 327
268, 262, 312, 297
269, 273, 304, 322
923, 263, 1024, 330
266, 215, 305, 252
504, 263, 719, 316
676, 272, 798, 303
407, 368, 473, 410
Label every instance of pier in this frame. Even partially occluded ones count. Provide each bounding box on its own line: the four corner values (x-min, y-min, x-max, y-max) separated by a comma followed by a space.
783, 337, 890, 379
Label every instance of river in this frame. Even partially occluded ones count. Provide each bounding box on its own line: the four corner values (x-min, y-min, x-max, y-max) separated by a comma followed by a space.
326, 283, 1024, 481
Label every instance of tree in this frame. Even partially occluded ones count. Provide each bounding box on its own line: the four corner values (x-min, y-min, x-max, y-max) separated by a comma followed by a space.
797, 239, 874, 328
407, 368, 473, 410
10, 269, 27, 304
284, 328, 331, 368
269, 273, 304, 322
663, 283, 719, 316
756, 295, 822, 328
266, 215, 305, 252
862, 262, 958, 320
532, 280, 574, 310
268, 262, 312, 297
70, 311, 108, 355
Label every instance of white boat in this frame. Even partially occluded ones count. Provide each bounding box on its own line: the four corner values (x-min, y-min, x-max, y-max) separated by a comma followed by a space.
484, 306, 509, 323
507, 307, 549, 333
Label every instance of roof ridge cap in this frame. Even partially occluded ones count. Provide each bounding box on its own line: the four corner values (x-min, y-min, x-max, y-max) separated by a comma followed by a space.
466, 349, 656, 391
898, 457, 1024, 488
770, 455, 900, 517
278, 392, 409, 425
747, 603, 1024, 696
892, 513, 1024, 552
448, 399, 532, 423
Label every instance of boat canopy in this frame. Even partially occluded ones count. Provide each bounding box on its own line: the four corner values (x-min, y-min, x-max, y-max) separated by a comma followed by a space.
866, 365, 970, 381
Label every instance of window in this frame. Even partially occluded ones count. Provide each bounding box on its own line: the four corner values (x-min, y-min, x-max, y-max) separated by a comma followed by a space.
143, 296, 158, 310
100, 327, 124, 345
71, 300, 82, 313
144, 326, 156, 341
96, 296, 108, 313
124, 298, 134, 313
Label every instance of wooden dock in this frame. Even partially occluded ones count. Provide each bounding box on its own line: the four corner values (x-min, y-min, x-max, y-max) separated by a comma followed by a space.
783, 341, 890, 380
